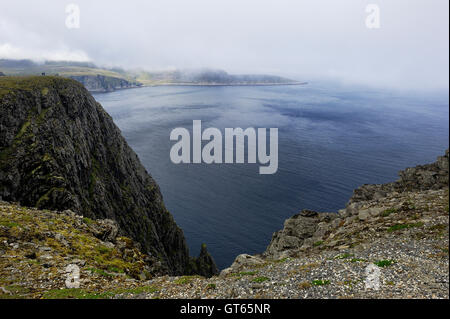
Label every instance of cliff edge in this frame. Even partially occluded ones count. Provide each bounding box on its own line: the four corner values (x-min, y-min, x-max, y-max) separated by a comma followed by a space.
0, 76, 217, 277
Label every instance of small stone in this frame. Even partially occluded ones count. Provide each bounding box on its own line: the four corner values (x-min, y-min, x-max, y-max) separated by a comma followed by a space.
369, 207, 386, 217
38, 254, 53, 261
358, 210, 371, 221
102, 241, 115, 249
331, 218, 342, 228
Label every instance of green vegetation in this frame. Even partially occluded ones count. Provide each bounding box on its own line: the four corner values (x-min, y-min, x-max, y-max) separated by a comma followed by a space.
107, 265, 125, 273
96, 245, 113, 255
42, 285, 160, 299
0, 76, 75, 99
387, 222, 424, 232
0, 63, 132, 80
274, 257, 289, 263
0, 219, 20, 228
311, 279, 330, 286
82, 217, 94, 225
374, 260, 396, 267
174, 276, 199, 285
252, 276, 270, 283
0, 63, 143, 94
206, 283, 216, 290
382, 208, 398, 217
0, 203, 148, 284
0, 285, 31, 299
349, 258, 367, 263
15, 119, 31, 140
313, 241, 323, 247
87, 267, 114, 277
42, 288, 114, 299
35, 187, 65, 208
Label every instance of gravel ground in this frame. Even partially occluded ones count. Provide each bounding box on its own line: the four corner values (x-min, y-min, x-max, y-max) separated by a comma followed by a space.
1, 189, 448, 299
116, 188, 449, 299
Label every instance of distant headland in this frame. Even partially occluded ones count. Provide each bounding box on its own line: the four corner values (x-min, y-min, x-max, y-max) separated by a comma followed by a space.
0, 59, 306, 92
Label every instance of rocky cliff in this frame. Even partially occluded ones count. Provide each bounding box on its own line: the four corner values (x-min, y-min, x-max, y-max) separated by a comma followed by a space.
263, 150, 448, 259
203, 151, 448, 299
68, 75, 142, 93
0, 76, 216, 277
349, 150, 449, 204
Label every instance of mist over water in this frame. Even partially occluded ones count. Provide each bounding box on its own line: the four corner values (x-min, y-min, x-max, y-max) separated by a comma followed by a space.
94, 83, 449, 269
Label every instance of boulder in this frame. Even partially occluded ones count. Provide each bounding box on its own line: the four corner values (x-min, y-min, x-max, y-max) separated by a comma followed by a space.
350, 150, 449, 203
90, 219, 119, 242
220, 254, 265, 276
358, 210, 371, 221
264, 209, 322, 258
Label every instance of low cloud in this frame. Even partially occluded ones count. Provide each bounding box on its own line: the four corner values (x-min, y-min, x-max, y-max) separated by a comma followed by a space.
0, 43, 90, 62
0, 0, 448, 90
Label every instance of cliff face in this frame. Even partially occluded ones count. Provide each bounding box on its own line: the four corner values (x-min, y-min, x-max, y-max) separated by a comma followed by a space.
68, 75, 142, 93
0, 59, 143, 93
0, 76, 216, 276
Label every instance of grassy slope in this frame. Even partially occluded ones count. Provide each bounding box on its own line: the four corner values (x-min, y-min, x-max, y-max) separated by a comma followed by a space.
1, 62, 300, 86
0, 76, 76, 99
0, 201, 155, 298
0, 64, 138, 84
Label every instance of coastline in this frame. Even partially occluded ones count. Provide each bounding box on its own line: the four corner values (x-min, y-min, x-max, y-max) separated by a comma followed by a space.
89, 81, 308, 94
143, 81, 308, 87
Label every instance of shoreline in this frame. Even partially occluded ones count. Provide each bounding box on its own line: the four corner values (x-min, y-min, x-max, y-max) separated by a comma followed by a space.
144, 81, 308, 87
90, 81, 308, 94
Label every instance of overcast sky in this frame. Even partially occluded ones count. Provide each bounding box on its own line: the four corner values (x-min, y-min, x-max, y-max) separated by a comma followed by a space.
0, 0, 448, 90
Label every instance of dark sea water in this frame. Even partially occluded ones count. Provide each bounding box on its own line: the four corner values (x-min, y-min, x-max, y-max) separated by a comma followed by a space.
94, 83, 449, 270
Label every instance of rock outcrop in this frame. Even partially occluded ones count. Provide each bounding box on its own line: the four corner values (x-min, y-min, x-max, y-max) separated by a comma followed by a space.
349, 150, 448, 204
0, 202, 156, 297
190, 244, 219, 278
264, 210, 338, 259
262, 150, 449, 259
0, 76, 217, 276
220, 254, 266, 276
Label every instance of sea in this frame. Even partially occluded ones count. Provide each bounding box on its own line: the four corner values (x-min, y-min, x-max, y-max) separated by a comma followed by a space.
94, 82, 449, 269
